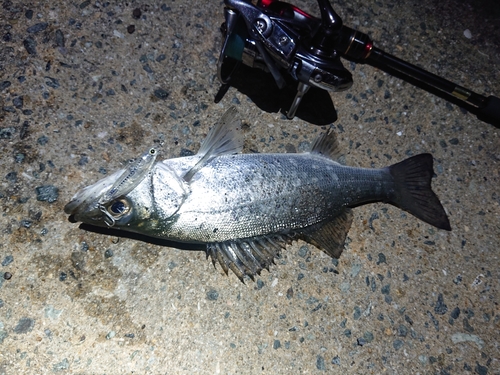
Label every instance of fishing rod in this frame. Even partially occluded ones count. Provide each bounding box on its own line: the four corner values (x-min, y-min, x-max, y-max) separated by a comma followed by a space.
215, 0, 500, 128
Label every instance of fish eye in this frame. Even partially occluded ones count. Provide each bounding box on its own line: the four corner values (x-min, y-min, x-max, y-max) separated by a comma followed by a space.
107, 198, 130, 217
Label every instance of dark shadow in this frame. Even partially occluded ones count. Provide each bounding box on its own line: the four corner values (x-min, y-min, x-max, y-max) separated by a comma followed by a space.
216, 62, 338, 125
79, 223, 206, 251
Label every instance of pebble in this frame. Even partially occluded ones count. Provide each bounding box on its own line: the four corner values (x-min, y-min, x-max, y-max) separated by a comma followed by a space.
13, 96, 23, 109
53, 358, 69, 371
36, 185, 59, 203
113, 30, 124, 38
44, 305, 62, 320
23, 37, 37, 55
45, 77, 60, 89
153, 88, 169, 100
316, 355, 326, 370
463, 318, 474, 333
376, 253, 386, 265
14, 317, 34, 334
451, 333, 484, 349
55, 29, 65, 47
0, 81, 11, 91
427, 311, 439, 331
21, 219, 32, 228
353, 306, 361, 320
350, 263, 362, 277
206, 289, 219, 301
475, 363, 488, 375
0, 127, 16, 139
27, 22, 48, 34
364, 331, 374, 343
357, 337, 367, 346
20, 121, 29, 139
37, 135, 49, 145
1, 255, 13, 267
453, 274, 462, 285
434, 293, 448, 315
397, 325, 408, 337
132, 8, 142, 19
3, 272, 12, 280
393, 339, 404, 350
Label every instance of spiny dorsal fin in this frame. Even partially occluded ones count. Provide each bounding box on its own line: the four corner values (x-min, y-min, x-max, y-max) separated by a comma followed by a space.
310, 128, 344, 163
298, 209, 353, 259
206, 233, 294, 282
183, 107, 243, 182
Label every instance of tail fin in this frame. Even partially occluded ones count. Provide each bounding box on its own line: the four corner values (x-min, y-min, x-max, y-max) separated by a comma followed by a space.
389, 153, 451, 231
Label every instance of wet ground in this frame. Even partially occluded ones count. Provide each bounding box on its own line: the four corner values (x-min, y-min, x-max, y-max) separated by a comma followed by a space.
0, 0, 499, 374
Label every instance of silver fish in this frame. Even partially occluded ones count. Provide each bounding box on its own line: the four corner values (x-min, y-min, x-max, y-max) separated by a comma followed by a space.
65, 107, 451, 281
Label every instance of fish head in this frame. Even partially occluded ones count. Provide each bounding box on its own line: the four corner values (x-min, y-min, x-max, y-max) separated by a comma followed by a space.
64, 168, 141, 227
65, 162, 189, 232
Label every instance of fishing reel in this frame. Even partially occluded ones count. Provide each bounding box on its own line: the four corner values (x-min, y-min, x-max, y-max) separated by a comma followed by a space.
216, 0, 500, 127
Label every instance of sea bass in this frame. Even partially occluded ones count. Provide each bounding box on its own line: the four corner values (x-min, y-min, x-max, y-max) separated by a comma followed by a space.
65, 107, 451, 280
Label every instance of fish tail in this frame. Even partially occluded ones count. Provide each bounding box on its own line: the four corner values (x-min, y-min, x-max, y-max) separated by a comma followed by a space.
388, 153, 451, 230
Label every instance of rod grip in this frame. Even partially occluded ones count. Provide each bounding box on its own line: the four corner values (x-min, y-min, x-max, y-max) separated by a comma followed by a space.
476, 96, 500, 128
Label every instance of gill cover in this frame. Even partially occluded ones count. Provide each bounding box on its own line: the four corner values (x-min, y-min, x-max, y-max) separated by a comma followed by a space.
149, 162, 190, 224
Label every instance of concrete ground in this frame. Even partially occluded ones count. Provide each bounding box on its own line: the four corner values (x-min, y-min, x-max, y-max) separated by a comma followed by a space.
0, 0, 499, 373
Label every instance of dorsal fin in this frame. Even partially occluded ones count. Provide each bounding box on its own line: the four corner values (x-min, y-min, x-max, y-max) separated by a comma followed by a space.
310, 129, 344, 162
183, 107, 243, 182
298, 209, 353, 259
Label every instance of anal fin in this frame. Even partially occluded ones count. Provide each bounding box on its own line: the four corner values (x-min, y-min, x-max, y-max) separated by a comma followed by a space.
298, 209, 353, 259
